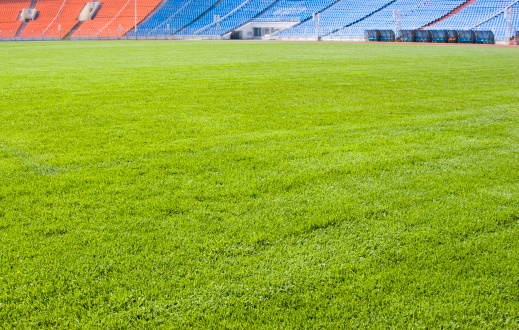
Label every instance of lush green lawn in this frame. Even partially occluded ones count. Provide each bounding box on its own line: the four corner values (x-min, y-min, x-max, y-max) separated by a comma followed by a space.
0, 41, 518, 328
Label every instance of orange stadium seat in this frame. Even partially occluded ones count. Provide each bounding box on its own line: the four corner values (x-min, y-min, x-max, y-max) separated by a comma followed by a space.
44, 0, 86, 37
0, 0, 32, 37
74, 0, 161, 37
23, 0, 68, 37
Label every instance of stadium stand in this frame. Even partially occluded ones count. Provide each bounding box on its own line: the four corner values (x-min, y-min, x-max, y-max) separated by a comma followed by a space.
471, 1, 519, 39
0, 0, 32, 37
43, 0, 86, 37
178, 0, 281, 35
73, 0, 162, 37
422, 0, 479, 28
23, 0, 66, 38
426, 0, 517, 36
276, 0, 395, 37
193, 0, 280, 35
0, 0, 517, 40
330, 0, 467, 38
253, 0, 339, 23
134, 0, 219, 36
22, 0, 86, 38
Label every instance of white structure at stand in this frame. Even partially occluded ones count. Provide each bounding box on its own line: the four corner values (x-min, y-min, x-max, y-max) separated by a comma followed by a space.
504, 7, 513, 40
78, 2, 101, 21
225, 21, 297, 39
393, 10, 401, 38
313, 12, 321, 40
19, 9, 38, 22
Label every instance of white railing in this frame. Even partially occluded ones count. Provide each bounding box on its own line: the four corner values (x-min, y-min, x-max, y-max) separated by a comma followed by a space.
98, 0, 133, 36
150, 0, 194, 35
42, 0, 68, 36
193, 0, 252, 35
471, 0, 519, 29
1, 27, 517, 42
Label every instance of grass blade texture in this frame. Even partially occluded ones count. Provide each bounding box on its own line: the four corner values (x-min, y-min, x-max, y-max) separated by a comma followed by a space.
0, 41, 518, 328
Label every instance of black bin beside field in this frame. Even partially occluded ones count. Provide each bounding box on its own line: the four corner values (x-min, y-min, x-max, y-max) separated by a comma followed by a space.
379, 30, 395, 42
400, 30, 416, 42
415, 30, 432, 42
446, 30, 458, 43
475, 30, 494, 44
457, 30, 475, 43
430, 30, 448, 43
365, 30, 381, 41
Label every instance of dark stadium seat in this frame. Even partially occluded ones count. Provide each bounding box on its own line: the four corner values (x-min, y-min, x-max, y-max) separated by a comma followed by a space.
475, 30, 495, 44
430, 30, 448, 43
400, 30, 416, 42
457, 30, 476, 43
379, 29, 395, 42
415, 30, 432, 42
365, 29, 381, 41
446, 30, 459, 43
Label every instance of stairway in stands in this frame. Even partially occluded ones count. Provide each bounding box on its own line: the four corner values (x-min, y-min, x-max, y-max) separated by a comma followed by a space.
45, 0, 88, 38
125, 0, 169, 35
224, 0, 283, 35
294, 0, 342, 27
268, 0, 343, 37
0, 0, 32, 37
63, 20, 82, 39
73, 0, 163, 37
175, 0, 223, 35
328, 0, 397, 36
15, 0, 39, 37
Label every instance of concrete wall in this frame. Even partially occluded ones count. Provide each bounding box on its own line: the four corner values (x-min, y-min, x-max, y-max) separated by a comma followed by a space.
228, 21, 298, 39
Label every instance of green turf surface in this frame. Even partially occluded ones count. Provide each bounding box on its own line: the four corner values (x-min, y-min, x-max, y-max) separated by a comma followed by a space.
0, 41, 518, 328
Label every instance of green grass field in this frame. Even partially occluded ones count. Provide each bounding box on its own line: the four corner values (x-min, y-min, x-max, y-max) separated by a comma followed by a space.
0, 41, 518, 328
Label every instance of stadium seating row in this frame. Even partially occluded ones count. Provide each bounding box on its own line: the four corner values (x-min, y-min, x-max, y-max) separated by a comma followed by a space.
328, 0, 468, 37
0, 0, 517, 40
367, 28, 495, 43
0, 0, 161, 38
74, 0, 162, 37
0, 0, 31, 36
